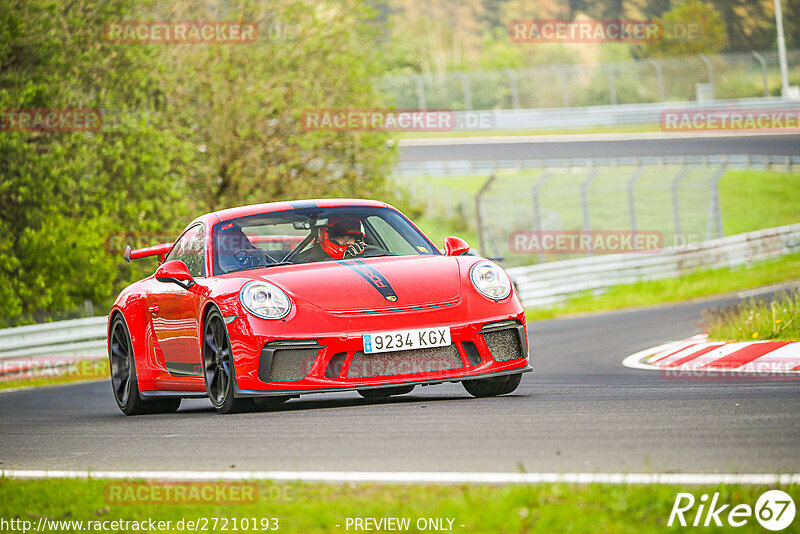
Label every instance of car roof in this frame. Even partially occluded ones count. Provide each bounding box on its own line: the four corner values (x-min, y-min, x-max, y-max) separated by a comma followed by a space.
190, 198, 394, 226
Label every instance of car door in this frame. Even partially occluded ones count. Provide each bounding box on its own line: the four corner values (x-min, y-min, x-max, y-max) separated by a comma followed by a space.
148, 224, 206, 377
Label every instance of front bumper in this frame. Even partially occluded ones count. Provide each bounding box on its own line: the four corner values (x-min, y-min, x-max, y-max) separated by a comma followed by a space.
230, 309, 531, 396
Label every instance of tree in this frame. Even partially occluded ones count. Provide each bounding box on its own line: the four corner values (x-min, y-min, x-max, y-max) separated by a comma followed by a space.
641, 0, 727, 57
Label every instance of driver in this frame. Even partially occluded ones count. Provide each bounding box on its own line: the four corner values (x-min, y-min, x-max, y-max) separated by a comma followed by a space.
217, 223, 265, 272
300, 218, 367, 262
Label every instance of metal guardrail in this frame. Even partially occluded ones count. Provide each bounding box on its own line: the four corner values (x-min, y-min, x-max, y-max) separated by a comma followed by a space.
444, 97, 800, 131
0, 316, 108, 361
394, 154, 800, 178
507, 223, 800, 308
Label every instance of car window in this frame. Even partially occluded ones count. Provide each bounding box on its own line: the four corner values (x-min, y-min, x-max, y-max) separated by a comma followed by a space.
213, 207, 439, 274
166, 224, 206, 278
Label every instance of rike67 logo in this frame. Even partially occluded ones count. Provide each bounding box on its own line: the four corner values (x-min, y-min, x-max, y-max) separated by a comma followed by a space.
668, 490, 795, 530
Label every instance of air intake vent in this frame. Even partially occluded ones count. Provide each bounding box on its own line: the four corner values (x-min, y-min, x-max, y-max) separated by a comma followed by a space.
347, 345, 462, 378
461, 341, 482, 366
325, 352, 347, 379
483, 329, 523, 362
259, 341, 321, 383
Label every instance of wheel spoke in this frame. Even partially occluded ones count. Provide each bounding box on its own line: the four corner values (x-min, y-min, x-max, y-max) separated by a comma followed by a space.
205, 332, 218, 354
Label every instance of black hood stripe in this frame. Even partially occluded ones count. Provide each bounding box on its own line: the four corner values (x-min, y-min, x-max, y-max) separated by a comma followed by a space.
338, 259, 398, 301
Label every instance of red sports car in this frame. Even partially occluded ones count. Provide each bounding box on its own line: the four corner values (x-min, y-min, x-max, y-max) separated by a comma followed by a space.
108, 199, 531, 414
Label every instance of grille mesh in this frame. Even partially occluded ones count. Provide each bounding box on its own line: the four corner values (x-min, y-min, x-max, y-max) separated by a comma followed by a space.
347, 345, 463, 378
270, 348, 318, 382
483, 329, 523, 362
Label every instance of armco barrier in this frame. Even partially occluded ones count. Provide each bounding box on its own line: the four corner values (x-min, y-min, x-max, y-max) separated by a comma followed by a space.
507, 223, 800, 308
0, 316, 108, 362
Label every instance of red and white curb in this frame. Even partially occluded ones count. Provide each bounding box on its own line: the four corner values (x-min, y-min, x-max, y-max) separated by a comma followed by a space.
623, 334, 800, 377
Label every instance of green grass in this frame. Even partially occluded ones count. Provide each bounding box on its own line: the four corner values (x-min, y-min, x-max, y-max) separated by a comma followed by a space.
0, 359, 108, 391
719, 170, 800, 235
0, 478, 795, 533
526, 252, 800, 321
701, 288, 800, 342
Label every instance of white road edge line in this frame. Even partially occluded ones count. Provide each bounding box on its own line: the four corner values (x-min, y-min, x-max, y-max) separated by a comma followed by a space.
2, 470, 799, 485
621, 342, 681, 371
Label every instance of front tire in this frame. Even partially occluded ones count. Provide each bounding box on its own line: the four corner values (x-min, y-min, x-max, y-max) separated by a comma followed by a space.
462, 373, 522, 398
358, 385, 415, 399
203, 308, 255, 414
109, 315, 181, 415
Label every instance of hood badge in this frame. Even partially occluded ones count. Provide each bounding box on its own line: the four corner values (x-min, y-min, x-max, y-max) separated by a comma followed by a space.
385, 295, 397, 302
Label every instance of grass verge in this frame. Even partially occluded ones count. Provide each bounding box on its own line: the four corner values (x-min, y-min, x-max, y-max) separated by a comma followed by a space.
525, 252, 800, 321
0, 359, 108, 391
701, 288, 800, 342
0, 478, 796, 533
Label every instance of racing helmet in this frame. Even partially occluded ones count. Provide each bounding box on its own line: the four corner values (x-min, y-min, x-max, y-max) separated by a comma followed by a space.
319, 218, 365, 259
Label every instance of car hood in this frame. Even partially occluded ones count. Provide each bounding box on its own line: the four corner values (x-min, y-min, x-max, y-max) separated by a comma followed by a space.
251, 255, 463, 312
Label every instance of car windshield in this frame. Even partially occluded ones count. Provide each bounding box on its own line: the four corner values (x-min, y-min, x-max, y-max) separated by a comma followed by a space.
213, 206, 440, 274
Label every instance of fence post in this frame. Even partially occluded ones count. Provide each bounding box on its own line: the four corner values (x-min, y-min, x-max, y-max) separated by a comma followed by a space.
532, 171, 552, 264
556, 66, 570, 107
413, 74, 426, 110
626, 166, 646, 234
602, 64, 618, 105
475, 173, 496, 255
699, 54, 715, 95
456, 72, 472, 111
671, 160, 689, 242
751, 51, 769, 97
647, 58, 665, 102
503, 68, 520, 109
580, 165, 598, 228
706, 159, 728, 239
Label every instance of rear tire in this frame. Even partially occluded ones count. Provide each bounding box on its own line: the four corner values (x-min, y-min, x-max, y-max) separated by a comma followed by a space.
358, 385, 415, 399
109, 315, 181, 415
203, 308, 255, 414
462, 373, 522, 398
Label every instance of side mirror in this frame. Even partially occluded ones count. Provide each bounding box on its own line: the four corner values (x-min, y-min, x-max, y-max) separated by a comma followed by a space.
444, 236, 470, 256
155, 260, 195, 290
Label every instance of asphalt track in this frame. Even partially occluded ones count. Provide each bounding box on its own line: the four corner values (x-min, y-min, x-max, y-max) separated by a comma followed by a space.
1, 292, 798, 474
399, 133, 800, 161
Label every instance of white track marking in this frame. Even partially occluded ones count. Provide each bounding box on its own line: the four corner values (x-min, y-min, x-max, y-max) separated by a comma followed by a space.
2, 470, 799, 485
622, 342, 682, 371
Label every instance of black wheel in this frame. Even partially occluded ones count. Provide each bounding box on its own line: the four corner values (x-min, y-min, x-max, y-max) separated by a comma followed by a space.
358, 385, 415, 399
462, 373, 522, 398
109, 315, 181, 415
203, 308, 255, 414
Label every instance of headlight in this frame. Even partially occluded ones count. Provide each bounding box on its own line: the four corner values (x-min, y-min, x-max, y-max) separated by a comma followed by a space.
469, 261, 512, 300
240, 281, 291, 320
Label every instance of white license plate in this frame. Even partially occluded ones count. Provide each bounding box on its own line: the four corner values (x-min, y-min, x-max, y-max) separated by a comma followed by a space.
362, 327, 451, 354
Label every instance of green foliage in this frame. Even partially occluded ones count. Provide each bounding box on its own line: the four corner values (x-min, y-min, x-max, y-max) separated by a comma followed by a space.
642, 0, 728, 57
702, 288, 800, 341
0, 0, 399, 326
